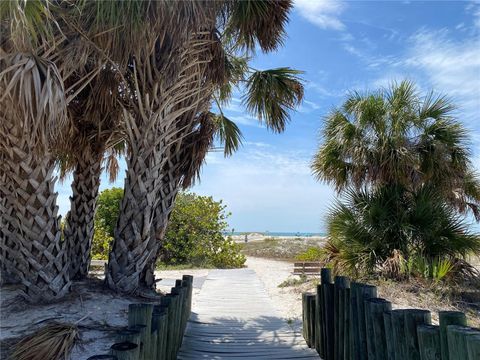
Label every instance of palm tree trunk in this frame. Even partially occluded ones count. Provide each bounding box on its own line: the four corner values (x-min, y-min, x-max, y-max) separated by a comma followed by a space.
106, 125, 167, 293
64, 151, 103, 280
1, 126, 71, 302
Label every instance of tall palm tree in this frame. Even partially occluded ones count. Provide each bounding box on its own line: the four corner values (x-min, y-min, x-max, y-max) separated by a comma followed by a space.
61, 66, 124, 280
133, 1, 305, 291
312, 80, 480, 219
0, 1, 78, 301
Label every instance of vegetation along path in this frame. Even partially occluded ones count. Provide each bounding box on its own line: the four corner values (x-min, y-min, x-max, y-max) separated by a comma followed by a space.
178, 269, 318, 359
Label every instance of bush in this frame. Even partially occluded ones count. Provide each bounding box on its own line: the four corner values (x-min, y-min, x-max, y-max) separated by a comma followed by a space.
322, 186, 480, 279
90, 187, 123, 260
91, 188, 246, 267
161, 192, 245, 268
295, 247, 323, 261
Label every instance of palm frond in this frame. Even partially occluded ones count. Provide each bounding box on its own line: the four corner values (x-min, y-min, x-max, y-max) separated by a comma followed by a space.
225, 0, 292, 52
213, 113, 243, 156
244, 67, 304, 133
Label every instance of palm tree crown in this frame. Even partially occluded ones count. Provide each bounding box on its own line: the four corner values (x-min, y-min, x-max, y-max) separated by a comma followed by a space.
312, 80, 480, 219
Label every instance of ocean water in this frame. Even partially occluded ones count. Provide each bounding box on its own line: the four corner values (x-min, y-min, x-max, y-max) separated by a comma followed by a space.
225, 231, 325, 237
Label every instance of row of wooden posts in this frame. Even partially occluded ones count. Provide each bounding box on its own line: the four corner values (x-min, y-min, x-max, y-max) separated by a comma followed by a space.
87, 275, 193, 360
302, 268, 480, 360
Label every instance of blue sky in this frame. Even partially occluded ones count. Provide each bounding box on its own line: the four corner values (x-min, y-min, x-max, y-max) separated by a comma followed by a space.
57, 0, 480, 233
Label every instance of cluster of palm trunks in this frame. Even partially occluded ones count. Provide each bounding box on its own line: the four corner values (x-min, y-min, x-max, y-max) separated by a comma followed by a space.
302, 268, 480, 360
87, 275, 193, 360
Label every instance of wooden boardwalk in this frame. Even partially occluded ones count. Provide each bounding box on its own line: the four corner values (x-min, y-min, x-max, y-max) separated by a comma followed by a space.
178, 269, 319, 359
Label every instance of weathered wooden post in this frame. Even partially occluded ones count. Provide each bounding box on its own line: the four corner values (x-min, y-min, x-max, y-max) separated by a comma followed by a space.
182, 275, 193, 317
128, 303, 153, 360
404, 309, 431, 360
334, 276, 350, 360
319, 268, 331, 358
344, 287, 351, 360
447, 325, 480, 360
308, 292, 317, 348
322, 270, 334, 360
315, 283, 323, 356
172, 285, 184, 352
366, 298, 392, 360
117, 327, 141, 347
439, 311, 467, 360
391, 309, 409, 360
110, 342, 139, 360
349, 282, 360, 360
466, 334, 480, 360
302, 292, 308, 344
357, 284, 377, 360
417, 325, 441, 360
161, 295, 175, 360
383, 311, 395, 360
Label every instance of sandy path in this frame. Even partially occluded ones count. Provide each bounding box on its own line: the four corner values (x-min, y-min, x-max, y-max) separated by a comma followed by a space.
245, 256, 309, 331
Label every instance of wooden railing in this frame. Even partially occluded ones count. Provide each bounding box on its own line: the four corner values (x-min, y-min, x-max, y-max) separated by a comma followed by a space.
87, 275, 193, 360
302, 268, 480, 360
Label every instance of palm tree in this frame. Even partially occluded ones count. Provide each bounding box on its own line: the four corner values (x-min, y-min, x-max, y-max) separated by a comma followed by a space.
312, 80, 480, 218
60, 66, 124, 280
107, 0, 304, 293
312, 81, 480, 277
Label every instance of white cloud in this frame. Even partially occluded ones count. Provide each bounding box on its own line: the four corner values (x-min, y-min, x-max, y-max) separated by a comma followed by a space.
404, 28, 480, 123
193, 145, 334, 233
295, 0, 346, 31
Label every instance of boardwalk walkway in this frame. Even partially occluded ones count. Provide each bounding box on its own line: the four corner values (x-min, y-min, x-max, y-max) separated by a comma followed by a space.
178, 269, 319, 359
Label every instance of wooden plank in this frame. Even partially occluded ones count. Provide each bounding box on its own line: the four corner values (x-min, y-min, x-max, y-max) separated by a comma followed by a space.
178, 269, 318, 359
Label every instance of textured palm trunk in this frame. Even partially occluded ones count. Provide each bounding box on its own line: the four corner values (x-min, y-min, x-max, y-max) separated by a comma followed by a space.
106, 126, 167, 293
0, 175, 21, 285
64, 151, 103, 280
0, 126, 71, 302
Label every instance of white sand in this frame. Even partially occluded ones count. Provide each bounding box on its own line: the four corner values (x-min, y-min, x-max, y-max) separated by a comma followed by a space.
245, 256, 314, 331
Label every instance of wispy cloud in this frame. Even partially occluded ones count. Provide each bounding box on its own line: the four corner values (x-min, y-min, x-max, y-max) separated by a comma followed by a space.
404, 28, 480, 123
295, 0, 346, 31
193, 145, 334, 232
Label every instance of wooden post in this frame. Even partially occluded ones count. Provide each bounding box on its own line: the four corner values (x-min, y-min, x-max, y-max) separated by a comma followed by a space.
366, 298, 392, 360
466, 334, 480, 360
404, 309, 431, 360
344, 287, 351, 360
391, 309, 409, 360
383, 311, 395, 360
182, 275, 193, 318
315, 283, 323, 356
320, 268, 331, 359
117, 328, 141, 347
324, 282, 335, 360
172, 286, 184, 352
349, 282, 360, 360
334, 276, 350, 360
110, 342, 139, 360
87, 356, 117, 360
128, 303, 153, 360
302, 292, 308, 343
439, 311, 467, 360
357, 284, 377, 360
417, 325, 441, 360
161, 295, 175, 360
308, 293, 317, 348
447, 325, 480, 360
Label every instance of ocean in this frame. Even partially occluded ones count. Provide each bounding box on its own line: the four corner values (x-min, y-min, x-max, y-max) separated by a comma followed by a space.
225, 231, 325, 237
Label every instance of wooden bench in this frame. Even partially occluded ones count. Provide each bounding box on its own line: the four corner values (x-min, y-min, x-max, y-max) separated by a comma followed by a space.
293, 262, 321, 275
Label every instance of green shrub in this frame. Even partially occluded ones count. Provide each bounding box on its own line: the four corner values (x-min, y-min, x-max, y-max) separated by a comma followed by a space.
91, 224, 112, 260
322, 186, 479, 279
296, 247, 323, 261
161, 192, 245, 268
91, 189, 245, 268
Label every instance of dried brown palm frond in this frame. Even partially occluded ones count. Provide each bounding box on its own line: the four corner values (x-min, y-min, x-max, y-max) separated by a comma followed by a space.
0, 53, 68, 155
11, 322, 79, 360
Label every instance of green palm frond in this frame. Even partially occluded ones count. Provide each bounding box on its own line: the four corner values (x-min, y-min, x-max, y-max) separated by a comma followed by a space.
218, 54, 249, 103
225, 0, 292, 52
0, 0, 57, 51
213, 113, 243, 157
244, 67, 304, 133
